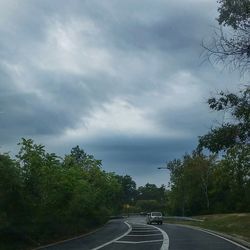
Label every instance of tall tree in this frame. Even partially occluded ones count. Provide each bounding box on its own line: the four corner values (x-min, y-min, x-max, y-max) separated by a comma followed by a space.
167, 153, 216, 215
203, 0, 250, 72
198, 87, 250, 152
115, 175, 137, 204
64, 145, 102, 170
137, 183, 166, 202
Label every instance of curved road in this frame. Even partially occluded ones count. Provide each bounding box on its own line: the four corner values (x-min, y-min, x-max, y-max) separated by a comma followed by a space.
38, 216, 249, 250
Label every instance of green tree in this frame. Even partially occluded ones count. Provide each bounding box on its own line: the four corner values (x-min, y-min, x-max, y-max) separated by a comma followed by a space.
217, 0, 250, 29
0, 153, 26, 247
199, 87, 250, 153
136, 183, 167, 213
203, 0, 250, 71
136, 200, 162, 212
199, 0, 250, 214
219, 144, 250, 211
115, 174, 137, 206
167, 153, 216, 215
65, 145, 102, 170
167, 159, 186, 215
1, 139, 124, 249
137, 183, 166, 202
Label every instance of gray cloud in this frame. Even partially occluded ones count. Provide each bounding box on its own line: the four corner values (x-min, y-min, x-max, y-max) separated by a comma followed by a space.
0, 0, 243, 186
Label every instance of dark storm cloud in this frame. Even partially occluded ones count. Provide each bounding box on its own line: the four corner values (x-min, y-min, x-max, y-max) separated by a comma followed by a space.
0, 67, 118, 141
87, 135, 196, 166
102, 6, 211, 53
0, 0, 242, 185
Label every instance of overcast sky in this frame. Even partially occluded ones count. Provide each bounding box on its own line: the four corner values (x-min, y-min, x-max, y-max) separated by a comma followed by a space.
0, 0, 245, 187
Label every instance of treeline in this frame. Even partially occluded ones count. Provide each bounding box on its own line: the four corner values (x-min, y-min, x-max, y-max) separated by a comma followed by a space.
1, 89, 249, 249
0, 139, 168, 249
167, 0, 250, 216
121, 182, 168, 213
166, 87, 250, 216
0, 140, 125, 249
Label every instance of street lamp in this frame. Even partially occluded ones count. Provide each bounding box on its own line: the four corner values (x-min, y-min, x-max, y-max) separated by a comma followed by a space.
157, 163, 169, 216
158, 164, 185, 216
157, 167, 168, 170
157, 161, 168, 170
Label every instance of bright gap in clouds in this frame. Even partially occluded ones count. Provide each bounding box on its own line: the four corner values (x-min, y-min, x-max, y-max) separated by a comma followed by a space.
62, 72, 203, 143
37, 18, 115, 76
63, 97, 191, 140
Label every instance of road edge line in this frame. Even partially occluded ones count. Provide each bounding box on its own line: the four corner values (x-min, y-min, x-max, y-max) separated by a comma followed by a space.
91, 221, 132, 250
171, 224, 250, 250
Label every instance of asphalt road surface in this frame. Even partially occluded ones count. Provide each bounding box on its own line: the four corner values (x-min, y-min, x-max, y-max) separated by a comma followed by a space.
39, 216, 249, 250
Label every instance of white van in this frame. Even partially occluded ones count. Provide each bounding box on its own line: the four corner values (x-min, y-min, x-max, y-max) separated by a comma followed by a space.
146, 212, 163, 225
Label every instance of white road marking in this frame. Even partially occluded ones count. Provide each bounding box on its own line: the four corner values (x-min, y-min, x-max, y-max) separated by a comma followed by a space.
115, 239, 163, 244
91, 222, 131, 250
131, 229, 159, 233
92, 221, 169, 249
178, 225, 250, 250
134, 223, 169, 250
126, 233, 162, 236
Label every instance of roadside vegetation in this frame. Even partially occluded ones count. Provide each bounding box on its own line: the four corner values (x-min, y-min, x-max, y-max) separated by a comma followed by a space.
164, 0, 250, 243
0, 141, 123, 249
1, 0, 249, 249
0, 139, 169, 249
166, 0, 250, 217
165, 85, 249, 216
1, 85, 248, 249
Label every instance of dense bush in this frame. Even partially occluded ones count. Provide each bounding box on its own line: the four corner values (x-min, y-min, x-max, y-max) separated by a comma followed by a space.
0, 139, 122, 249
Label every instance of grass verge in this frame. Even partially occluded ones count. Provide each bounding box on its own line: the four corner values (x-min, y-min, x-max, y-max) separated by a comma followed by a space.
164, 213, 250, 243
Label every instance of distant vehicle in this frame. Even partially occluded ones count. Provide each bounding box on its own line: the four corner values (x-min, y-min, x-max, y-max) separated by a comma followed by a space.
146, 212, 163, 225
140, 212, 147, 216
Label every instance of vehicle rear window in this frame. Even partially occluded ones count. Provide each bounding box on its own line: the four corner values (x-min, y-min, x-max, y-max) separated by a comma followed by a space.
151, 212, 162, 216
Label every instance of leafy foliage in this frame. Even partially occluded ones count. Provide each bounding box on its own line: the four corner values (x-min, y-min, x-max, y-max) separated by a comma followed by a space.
199, 87, 250, 152
166, 147, 250, 215
136, 183, 168, 212
167, 153, 216, 215
217, 0, 250, 29
167, 86, 250, 216
0, 139, 123, 249
136, 200, 162, 212
114, 174, 137, 206
203, 0, 250, 71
